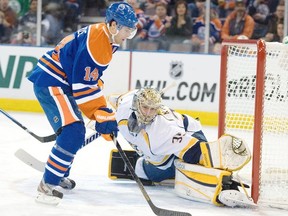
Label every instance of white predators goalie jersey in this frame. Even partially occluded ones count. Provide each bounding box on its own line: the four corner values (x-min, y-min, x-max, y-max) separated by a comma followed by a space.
115, 91, 202, 167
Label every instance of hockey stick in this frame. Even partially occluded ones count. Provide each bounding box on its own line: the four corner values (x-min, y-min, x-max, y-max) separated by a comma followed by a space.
112, 135, 192, 216
2, 84, 177, 143
14, 131, 101, 172
0, 109, 56, 143
160, 81, 177, 95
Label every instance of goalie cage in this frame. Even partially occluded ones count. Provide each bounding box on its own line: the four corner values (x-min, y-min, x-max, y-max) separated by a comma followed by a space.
218, 39, 288, 209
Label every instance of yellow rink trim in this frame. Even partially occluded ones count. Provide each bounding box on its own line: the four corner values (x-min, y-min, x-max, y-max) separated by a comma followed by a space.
0, 98, 219, 126
225, 113, 288, 132
175, 109, 219, 126
0, 98, 43, 113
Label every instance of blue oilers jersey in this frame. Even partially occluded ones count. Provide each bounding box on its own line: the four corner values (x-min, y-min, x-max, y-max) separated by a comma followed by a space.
28, 23, 119, 119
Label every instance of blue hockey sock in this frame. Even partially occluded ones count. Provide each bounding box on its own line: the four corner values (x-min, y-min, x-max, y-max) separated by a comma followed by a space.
43, 122, 85, 185
44, 144, 75, 185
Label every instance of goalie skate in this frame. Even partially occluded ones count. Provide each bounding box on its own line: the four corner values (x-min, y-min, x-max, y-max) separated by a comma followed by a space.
35, 179, 63, 205
218, 190, 257, 208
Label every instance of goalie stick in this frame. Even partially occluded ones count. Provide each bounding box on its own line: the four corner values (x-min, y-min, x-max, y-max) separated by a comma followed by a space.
160, 81, 176, 95
14, 132, 101, 172
112, 135, 192, 216
0, 109, 56, 143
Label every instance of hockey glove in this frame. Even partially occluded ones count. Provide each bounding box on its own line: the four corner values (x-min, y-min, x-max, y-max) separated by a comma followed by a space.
94, 107, 118, 141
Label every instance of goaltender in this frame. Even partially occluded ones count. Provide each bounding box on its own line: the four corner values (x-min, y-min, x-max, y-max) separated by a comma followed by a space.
108, 86, 256, 207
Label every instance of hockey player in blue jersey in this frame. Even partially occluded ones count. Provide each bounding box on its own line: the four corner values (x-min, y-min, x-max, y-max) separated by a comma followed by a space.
28, 2, 138, 205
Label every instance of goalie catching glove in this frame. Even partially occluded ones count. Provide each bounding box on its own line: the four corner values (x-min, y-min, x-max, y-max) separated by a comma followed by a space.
94, 107, 118, 141
200, 134, 251, 171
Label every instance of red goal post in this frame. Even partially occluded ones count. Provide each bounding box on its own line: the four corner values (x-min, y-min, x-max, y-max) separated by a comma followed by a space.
218, 39, 288, 208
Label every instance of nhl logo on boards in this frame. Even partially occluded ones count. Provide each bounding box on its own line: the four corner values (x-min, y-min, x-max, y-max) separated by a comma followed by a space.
169, 61, 183, 79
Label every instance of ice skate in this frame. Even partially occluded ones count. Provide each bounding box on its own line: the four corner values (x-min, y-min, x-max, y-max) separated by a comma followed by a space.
218, 190, 257, 208
35, 179, 63, 205
59, 177, 76, 190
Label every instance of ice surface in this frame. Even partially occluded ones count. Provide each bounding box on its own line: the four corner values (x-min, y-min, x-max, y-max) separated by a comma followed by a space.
0, 112, 286, 216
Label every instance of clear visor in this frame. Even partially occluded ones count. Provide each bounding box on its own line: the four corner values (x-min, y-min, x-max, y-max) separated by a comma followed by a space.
117, 25, 137, 39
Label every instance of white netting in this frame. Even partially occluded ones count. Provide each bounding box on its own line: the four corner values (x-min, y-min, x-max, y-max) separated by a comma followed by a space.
222, 41, 288, 208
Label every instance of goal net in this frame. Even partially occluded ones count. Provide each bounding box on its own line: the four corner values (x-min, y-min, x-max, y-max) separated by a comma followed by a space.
218, 39, 288, 209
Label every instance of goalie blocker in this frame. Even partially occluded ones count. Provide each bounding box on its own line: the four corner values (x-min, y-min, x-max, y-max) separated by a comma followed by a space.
108, 149, 139, 180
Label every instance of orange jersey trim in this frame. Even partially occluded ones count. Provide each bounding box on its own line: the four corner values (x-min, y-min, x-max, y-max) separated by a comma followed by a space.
78, 95, 107, 120
50, 87, 79, 126
73, 87, 99, 98
87, 24, 113, 66
40, 57, 67, 78
52, 34, 75, 62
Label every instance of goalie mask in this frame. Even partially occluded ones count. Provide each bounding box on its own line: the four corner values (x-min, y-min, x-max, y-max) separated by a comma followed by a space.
132, 87, 162, 125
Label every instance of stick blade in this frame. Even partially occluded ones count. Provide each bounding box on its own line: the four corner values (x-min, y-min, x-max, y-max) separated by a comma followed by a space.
14, 148, 45, 172
32, 133, 56, 143
155, 207, 192, 216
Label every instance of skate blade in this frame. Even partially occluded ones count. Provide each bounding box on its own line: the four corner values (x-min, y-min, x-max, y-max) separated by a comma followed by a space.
35, 192, 62, 206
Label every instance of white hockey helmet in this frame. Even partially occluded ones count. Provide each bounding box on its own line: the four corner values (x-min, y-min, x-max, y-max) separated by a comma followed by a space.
132, 87, 162, 124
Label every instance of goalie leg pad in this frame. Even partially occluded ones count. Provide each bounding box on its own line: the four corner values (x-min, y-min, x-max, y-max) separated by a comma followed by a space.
200, 134, 251, 171
108, 149, 139, 180
174, 159, 232, 206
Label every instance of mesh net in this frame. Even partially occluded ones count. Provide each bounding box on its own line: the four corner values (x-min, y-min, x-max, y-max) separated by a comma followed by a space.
222, 41, 288, 208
